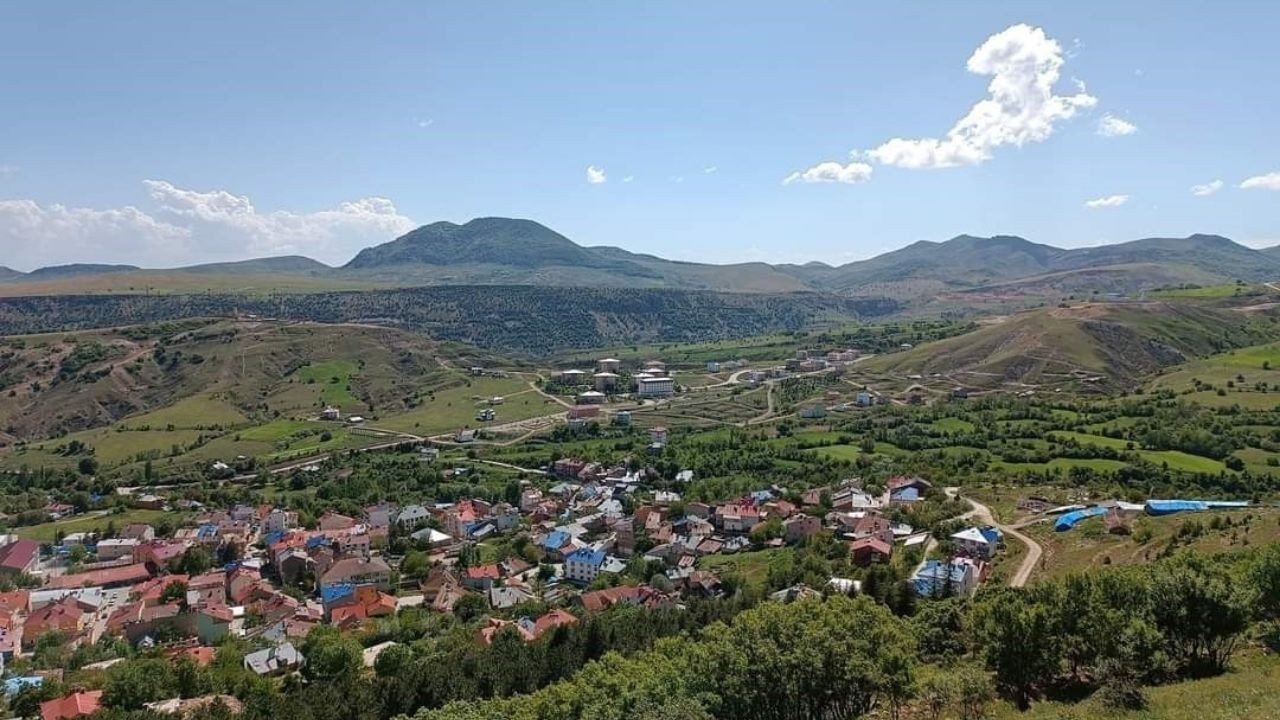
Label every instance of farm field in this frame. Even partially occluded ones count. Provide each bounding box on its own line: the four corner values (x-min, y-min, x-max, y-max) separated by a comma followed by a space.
375, 376, 560, 436
15, 509, 187, 542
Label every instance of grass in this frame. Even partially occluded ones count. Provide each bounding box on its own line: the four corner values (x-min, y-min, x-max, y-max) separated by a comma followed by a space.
119, 394, 249, 430
930, 417, 975, 433
376, 376, 558, 436
1027, 508, 1280, 582
697, 548, 789, 591
293, 360, 361, 409
991, 652, 1280, 719
14, 509, 186, 542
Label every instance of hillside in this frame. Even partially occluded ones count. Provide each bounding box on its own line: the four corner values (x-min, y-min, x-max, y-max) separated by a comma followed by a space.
0, 286, 897, 354
0, 319, 493, 442
863, 301, 1280, 389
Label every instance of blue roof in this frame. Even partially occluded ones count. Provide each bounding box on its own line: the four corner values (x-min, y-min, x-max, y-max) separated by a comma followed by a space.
750, 489, 776, 502
4, 677, 43, 696
1145, 499, 1248, 515
197, 523, 219, 539
912, 560, 969, 597
263, 531, 284, 546
979, 527, 1001, 544
1054, 506, 1108, 531
543, 530, 571, 549
891, 487, 920, 501
567, 548, 605, 567
321, 582, 355, 604
305, 535, 328, 548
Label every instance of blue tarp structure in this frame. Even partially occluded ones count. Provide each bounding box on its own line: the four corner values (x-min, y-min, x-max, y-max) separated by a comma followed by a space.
321, 581, 355, 604
1054, 506, 1108, 531
1145, 499, 1249, 516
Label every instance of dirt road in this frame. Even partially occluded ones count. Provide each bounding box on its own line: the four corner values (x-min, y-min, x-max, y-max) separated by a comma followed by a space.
961, 494, 1043, 587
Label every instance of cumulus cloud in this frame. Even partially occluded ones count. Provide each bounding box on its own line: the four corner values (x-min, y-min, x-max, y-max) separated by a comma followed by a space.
1190, 180, 1223, 197
865, 24, 1096, 169
703, 166, 718, 174
784, 24, 1094, 184
1240, 172, 1280, 191
1097, 114, 1138, 137
782, 161, 873, 185
622, 175, 634, 183
1084, 194, 1129, 208
0, 181, 414, 270
585, 165, 607, 184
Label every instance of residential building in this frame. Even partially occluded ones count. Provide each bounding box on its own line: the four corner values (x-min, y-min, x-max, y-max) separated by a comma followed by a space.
950, 526, 1000, 560
565, 548, 606, 585
243, 642, 304, 676
318, 557, 392, 592
636, 376, 675, 398
40, 690, 102, 720
0, 540, 39, 577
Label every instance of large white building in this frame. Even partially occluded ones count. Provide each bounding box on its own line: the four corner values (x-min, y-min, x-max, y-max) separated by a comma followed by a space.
636, 376, 675, 398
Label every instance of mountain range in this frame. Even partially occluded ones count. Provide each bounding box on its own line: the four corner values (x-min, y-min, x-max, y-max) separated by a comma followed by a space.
3, 217, 1278, 297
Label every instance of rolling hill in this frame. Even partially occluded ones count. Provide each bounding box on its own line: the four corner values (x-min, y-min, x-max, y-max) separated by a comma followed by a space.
5, 218, 1276, 298
863, 301, 1280, 389
0, 319, 492, 442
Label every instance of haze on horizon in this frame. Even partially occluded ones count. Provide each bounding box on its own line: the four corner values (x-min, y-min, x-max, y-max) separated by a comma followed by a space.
1, 1, 1277, 271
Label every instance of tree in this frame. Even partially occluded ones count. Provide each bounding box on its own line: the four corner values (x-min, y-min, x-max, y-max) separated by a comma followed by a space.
160, 580, 189, 606
972, 588, 1060, 708
302, 626, 363, 681
1147, 559, 1248, 675
77, 456, 99, 476
103, 658, 177, 709
174, 546, 213, 575
453, 594, 488, 623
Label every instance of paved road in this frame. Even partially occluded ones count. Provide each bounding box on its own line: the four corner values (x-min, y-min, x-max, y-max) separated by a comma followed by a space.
961, 494, 1043, 588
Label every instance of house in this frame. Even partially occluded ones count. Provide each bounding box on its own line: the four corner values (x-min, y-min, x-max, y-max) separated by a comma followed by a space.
951, 526, 1000, 560
320, 406, 341, 421
576, 390, 606, 405
565, 548, 606, 585
40, 690, 102, 720
121, 524, 156, 542
95, 538, 139, 562
488, 585, 535, 610
0, 540, 40, 576
461, 564, 500, 592
849, 537, 893, 566
395, 504, 431, 531
328, 586, 397, 626
715, 502, 761, 534
596, 358, 621, 373
264, 509, 298, 534
318, 557, 392, 592
243, 642, 304, 676
23, 597, 88, 649
783, 514, 822, 544
913, 559, 978, 598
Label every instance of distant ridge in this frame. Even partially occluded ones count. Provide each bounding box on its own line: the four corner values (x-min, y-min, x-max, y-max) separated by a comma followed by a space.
5, 218, 1279, 297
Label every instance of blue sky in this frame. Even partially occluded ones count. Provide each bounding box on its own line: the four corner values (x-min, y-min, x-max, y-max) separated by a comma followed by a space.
1, 1, 1277, 270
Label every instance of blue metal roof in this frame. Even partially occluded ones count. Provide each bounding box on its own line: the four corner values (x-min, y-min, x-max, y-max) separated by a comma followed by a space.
567, 547, 605, 566
1054, 506, 1108, 531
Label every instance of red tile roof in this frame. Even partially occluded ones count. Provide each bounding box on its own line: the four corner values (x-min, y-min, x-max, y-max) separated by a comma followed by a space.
0, 540, 40, 573
41, 691, 102, 720
46, 563, 151, 590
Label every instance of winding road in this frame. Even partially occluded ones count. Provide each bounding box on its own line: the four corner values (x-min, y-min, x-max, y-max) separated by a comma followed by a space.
961, 494, 1043, 588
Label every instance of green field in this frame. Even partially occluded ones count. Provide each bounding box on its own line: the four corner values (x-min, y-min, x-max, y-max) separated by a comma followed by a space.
119, 394, 249, 430
376, 376, 559, 436
14, 509, 186, 542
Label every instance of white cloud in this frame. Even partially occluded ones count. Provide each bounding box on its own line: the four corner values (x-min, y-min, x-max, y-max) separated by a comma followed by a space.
0, 165, 17, 177
622, 175, 634, 183
585, 165, 607, 184
0, 181, 415, 270
703, 166, 718, 174
417, 118, 433, 128
782, 161, 874, 185
1240, 172, 1280, 191
0, 199, 192, 269
1097, 114, 1138, 137
1190, 180, 1223, 196
1084, 194, 1129, 208
862, 24, 1096, 170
